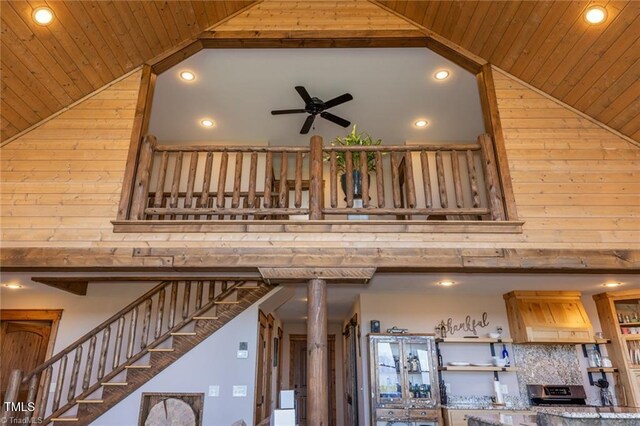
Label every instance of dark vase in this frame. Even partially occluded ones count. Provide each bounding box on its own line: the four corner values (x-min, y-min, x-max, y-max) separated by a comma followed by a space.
340, 170, 370, 199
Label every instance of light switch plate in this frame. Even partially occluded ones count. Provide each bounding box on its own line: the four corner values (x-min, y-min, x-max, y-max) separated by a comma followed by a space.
445, 383, 451, 394
237, 350, 249, 359
50, 382, 56, 393
501, 384, 508, 394
233, 385, 247, 397
208, 385, 219, 397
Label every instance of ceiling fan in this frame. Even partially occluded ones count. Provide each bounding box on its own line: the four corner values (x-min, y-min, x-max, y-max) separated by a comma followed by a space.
271, 86, 353, 134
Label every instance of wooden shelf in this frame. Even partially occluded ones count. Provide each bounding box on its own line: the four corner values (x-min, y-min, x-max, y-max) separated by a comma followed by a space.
439, 366, 517, 372
619, 322, 640, 327
587, 367, 618, 373
594, 338, 612, 344
622, 335, 640, 341
436, 337, 513, 344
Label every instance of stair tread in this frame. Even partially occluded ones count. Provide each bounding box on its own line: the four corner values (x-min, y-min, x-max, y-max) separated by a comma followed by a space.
214, 301, 240, 304
124, 365, 151, 369
77, 399, 104, 403
193, 316, 219, 320
171, 332, 197, 336
148, 348, 174, 352
237, 286, 261, 290
101, 382, 128, 386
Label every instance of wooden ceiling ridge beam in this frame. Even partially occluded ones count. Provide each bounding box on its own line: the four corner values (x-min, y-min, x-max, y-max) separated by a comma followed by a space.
492, 67, 640, 150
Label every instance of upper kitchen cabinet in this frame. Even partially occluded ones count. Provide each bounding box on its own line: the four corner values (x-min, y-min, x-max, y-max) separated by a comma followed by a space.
503, 291, 593, 344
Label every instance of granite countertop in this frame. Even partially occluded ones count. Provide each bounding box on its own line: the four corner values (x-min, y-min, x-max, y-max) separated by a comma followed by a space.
443, 404, 532, 411
466, 413, 537, 426
467, 410, 640, 426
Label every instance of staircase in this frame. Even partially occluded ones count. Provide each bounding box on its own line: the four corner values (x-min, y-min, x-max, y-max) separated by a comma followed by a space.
0, 278, 273, 426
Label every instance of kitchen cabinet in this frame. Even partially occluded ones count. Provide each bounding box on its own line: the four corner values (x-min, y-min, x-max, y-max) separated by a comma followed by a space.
443, 409, 534, 426
503, 291, 593, 343
593, 290, 640, 407
369, 334, 441, 425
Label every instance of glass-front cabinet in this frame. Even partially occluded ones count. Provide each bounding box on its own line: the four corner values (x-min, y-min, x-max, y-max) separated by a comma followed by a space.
369, 334, 440, 425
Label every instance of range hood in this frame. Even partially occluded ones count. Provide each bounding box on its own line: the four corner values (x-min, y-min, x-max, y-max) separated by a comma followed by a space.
503, 291, 594, 344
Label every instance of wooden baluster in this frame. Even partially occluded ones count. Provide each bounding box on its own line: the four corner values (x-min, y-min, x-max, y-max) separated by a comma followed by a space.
345, 151, 354, 208
309, 136, 323, 220
196, 281, 204, 310
390, 152, 401, 208
478, 134, 506, 220
217, 151, 229, 220
169, 151, 183, 219
231, 152, 243, 219
279, 152, 288, 208
25, 374, 38, 420
264, 152, 273, 209
466, 150, 481, 208
184, 151, 199, 219
35, 367, 52, 419
435, 151, 448, 208
127, 307, 138, 359
404, 150, 416, 208
98, 327, 110, 380
153, 151, 169, 220
2, 369, 22, 421
360, 151, 369, 208
83, 335, 97, 392
375, 151, 384, 207
221, 281, 228, 293
208, 280, 216, 301
451, 150, 464, 208
52, 356, 67, 411
141, 298, 152, 349
295, 152, 303, 208
155, 287, 165, 339
329, 151, 337, 208
68, 347, 82, 402
248, 152, 258, 209
420, 151, 432, 208
200, 152, 213, 220
131, 135, 156, 220
168, 282, 178, 329
182, 281, 191, 320
113, 316, 125, 368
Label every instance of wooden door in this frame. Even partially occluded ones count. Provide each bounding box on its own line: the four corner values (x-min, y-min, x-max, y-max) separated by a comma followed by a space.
255, 312, 274, 425
289, 335, 336, 426
343, 316, 359, 426
0, 321, 52, 401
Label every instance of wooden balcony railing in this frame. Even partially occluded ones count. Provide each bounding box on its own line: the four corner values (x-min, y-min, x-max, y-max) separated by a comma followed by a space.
0, 279, 254, 424
126, 134, 506, 223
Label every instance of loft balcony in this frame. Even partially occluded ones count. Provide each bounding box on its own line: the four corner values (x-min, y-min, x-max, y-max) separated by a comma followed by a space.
113, 133, 521, 234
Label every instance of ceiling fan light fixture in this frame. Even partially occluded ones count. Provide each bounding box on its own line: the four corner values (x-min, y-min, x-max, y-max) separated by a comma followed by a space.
200, 119, 215, 128
179, 71, 196, 82
585, 5, 607, 24
434, 70, 450, 81
414, 119, 428, 128
33, 7, 54, 25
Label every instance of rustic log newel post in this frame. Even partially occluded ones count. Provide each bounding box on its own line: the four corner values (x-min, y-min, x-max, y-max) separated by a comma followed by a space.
478, 134, 506, 221
307, 278, 329, 426
131, 134, 157, 220
1, 369, 23, 421
309, 136, 324, 220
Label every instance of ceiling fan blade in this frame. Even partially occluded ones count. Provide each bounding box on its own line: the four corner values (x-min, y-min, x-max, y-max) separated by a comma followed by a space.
322, 93, 353, 109
320, 111, 350, 128
300, 114, 315, 134
271, 109, 307, 115
295, 86, 313, 104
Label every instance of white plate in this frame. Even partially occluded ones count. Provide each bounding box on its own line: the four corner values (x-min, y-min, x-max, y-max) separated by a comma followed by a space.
471, 363, 493, 367
448, 362, 470, 366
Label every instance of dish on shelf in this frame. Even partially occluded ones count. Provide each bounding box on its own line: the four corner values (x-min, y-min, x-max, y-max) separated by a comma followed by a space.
471, 363, 493, 367
448, 362, 470, 366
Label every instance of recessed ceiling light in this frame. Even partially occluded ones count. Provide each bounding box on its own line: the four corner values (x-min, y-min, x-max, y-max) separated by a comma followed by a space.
3, 283, 23, 289
434, 70, 450, 80
200, 119, 215, 128
438, 280, 455, 287
585, 6, 607, 24
603, 282, 622, 288
33, 7, 54, 25
414, 119, 428, 128
179, 71, 196, 82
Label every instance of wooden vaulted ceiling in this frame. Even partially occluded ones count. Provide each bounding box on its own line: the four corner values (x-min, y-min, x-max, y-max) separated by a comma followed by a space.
1, 0, 639, 143
0, 0, 255, 142
378, 0, 640, 141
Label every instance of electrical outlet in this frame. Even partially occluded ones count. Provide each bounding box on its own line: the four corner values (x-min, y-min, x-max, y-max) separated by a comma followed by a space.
233, 385, 247, 397
500, 384, 508, 395
208, 385, 219, 397
445, 383, 451, 394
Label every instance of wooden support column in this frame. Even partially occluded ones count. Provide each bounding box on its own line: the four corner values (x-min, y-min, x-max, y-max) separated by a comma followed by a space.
309, 136, 324, 220
307, 278, 328, 426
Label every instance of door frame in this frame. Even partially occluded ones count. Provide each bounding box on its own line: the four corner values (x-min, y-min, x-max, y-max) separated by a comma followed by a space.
0, 309, 63, 360
288, 334, 337, 426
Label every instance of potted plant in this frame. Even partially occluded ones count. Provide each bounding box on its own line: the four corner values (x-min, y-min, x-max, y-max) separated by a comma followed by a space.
327, 125, 382, 199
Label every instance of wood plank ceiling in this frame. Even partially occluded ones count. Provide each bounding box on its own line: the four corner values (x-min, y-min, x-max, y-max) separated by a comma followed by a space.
1, 0, 639, 143
0, 0, 255, 142
378, 0, 640, 142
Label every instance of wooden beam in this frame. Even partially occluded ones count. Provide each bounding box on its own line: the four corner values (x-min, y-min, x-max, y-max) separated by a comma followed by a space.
258, 267, 375, 284
307, 278, 328, 426
30, 278, 88, 296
